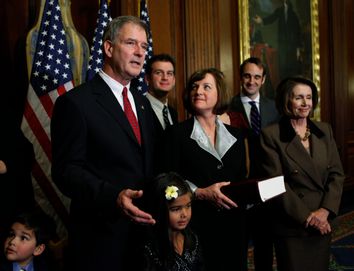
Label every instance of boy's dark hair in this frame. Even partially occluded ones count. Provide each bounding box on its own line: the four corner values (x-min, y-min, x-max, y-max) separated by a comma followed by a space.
11, 210, 56, 246
145, 53, 176, 76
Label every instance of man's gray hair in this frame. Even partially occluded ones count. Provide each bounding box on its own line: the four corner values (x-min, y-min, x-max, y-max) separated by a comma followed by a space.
103, 15, 148, 44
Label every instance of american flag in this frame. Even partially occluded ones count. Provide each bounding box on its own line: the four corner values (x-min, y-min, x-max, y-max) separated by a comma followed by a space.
86, 0, 112, 81
131, 0, 154, 93
21, 0, 73, 237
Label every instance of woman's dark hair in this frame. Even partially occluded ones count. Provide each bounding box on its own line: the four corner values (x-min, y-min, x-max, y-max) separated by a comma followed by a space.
183, 68, 230, 115
275, 76, 318, 117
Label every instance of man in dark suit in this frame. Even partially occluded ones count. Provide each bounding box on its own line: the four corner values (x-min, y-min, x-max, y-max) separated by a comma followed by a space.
145, 54, 178, 135
51, 16, 156, 271
230, 57, 279, 134
229, 57, 279, 271
254, 0, 302, 80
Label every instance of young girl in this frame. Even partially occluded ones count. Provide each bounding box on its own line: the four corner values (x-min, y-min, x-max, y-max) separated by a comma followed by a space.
142, 172, 204, 271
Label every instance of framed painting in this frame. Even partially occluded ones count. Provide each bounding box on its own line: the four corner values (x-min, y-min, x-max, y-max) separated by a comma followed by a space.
238, 0, 320, 119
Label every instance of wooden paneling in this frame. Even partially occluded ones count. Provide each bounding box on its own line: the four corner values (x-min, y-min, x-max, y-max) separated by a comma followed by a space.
324, 0, 354, 188
184, 0, 219, 77
1, 0, 354, 187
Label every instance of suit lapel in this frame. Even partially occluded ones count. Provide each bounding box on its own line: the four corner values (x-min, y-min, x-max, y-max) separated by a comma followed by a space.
132, 89, 150, 146
281, 118, 323, 188
260, 96, 271, 127
92, 76, 141, 145
234, 95, 251, 128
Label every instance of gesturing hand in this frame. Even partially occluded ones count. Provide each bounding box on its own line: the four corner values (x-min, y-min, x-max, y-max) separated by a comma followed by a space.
117, 189, 156, 225
195, 181, 238, 209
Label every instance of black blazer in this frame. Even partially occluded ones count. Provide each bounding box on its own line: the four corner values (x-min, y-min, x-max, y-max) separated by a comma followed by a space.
51, 74, 156, 270
158, 117, 249, 270
229, 94, 279, 178
229, 94, 279, 129
151, 104, 178, 137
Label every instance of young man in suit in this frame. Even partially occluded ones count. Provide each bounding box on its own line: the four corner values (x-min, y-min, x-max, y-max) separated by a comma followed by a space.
145, 54, 178, 134
230, 57, 279, 134
229, 57, 279, 271
51, 16, 156, 271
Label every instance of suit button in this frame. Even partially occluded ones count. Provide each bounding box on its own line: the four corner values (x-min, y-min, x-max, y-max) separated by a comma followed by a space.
217, 164, 223, 170
292, 169, 299, 174
298, 193, 304, 199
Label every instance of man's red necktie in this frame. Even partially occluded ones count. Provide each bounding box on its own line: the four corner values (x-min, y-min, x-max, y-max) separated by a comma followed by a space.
122, 87, 141, 145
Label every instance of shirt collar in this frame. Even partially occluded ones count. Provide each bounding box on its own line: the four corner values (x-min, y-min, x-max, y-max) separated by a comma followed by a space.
13, 260, 34, 271
145, 92, 168, 111
240, 92, 260, 104
190, 117, 237, 161
99, 69, 131, 94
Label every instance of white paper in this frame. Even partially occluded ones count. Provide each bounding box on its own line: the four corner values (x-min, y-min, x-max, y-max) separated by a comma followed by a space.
257, 176, 286, 202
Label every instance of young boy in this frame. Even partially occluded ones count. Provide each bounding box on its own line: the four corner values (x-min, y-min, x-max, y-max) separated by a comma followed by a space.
1, 211, 55, 271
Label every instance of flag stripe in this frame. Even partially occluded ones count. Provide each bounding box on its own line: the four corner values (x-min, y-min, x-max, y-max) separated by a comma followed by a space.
32, 160, 70, 226
22, 0, 74, 237
39, 92, 55, 118
86, 0, 111, 81
23, 101, 52, 161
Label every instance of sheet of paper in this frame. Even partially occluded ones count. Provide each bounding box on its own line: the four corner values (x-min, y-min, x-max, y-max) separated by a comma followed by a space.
257, 176, 286, 202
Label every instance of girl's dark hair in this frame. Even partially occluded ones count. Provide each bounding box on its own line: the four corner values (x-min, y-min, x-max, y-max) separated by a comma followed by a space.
150, 172, 192, 227
275, 76, 318, 117
183, 68, 230, 115
148, 172, 193, 267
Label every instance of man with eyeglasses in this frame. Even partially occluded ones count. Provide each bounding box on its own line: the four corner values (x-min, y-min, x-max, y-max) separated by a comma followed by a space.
145, 54, 178, 134
51, 16, 157, 271
229, 57, 279, 271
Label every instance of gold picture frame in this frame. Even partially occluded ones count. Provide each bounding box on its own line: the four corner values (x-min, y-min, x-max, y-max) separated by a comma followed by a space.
238, 0, 320, 120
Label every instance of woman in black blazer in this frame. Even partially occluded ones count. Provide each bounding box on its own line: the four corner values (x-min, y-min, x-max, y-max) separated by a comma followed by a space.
259, 76, 345, 271
159, 68, 249, 271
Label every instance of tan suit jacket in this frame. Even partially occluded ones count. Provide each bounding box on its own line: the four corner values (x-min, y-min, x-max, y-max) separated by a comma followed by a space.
259, 117, 344, 236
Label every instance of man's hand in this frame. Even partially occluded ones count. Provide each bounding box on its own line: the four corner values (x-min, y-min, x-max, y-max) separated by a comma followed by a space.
117, 189, 156, 225
195, 181, 238, 209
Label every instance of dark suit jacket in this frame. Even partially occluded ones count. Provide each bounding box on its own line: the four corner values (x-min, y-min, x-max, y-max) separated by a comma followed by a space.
229, 94, 279, 129
259, 117, 345, 236
51, 74, 156, 271
151, 104, 178, 136
262, 3, 302, 78
229, 94, 279, 178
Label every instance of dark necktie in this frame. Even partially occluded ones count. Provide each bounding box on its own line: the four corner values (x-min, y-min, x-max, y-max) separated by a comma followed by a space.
162, 105, 171, 127
122, 87, 141, 144
249, 101, 261, 135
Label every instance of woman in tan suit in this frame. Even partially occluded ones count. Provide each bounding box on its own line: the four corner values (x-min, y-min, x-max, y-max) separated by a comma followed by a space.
259, 76, 344, 271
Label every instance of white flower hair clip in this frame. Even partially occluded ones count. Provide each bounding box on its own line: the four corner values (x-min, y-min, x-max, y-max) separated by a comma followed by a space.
165, 185, 179, 200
